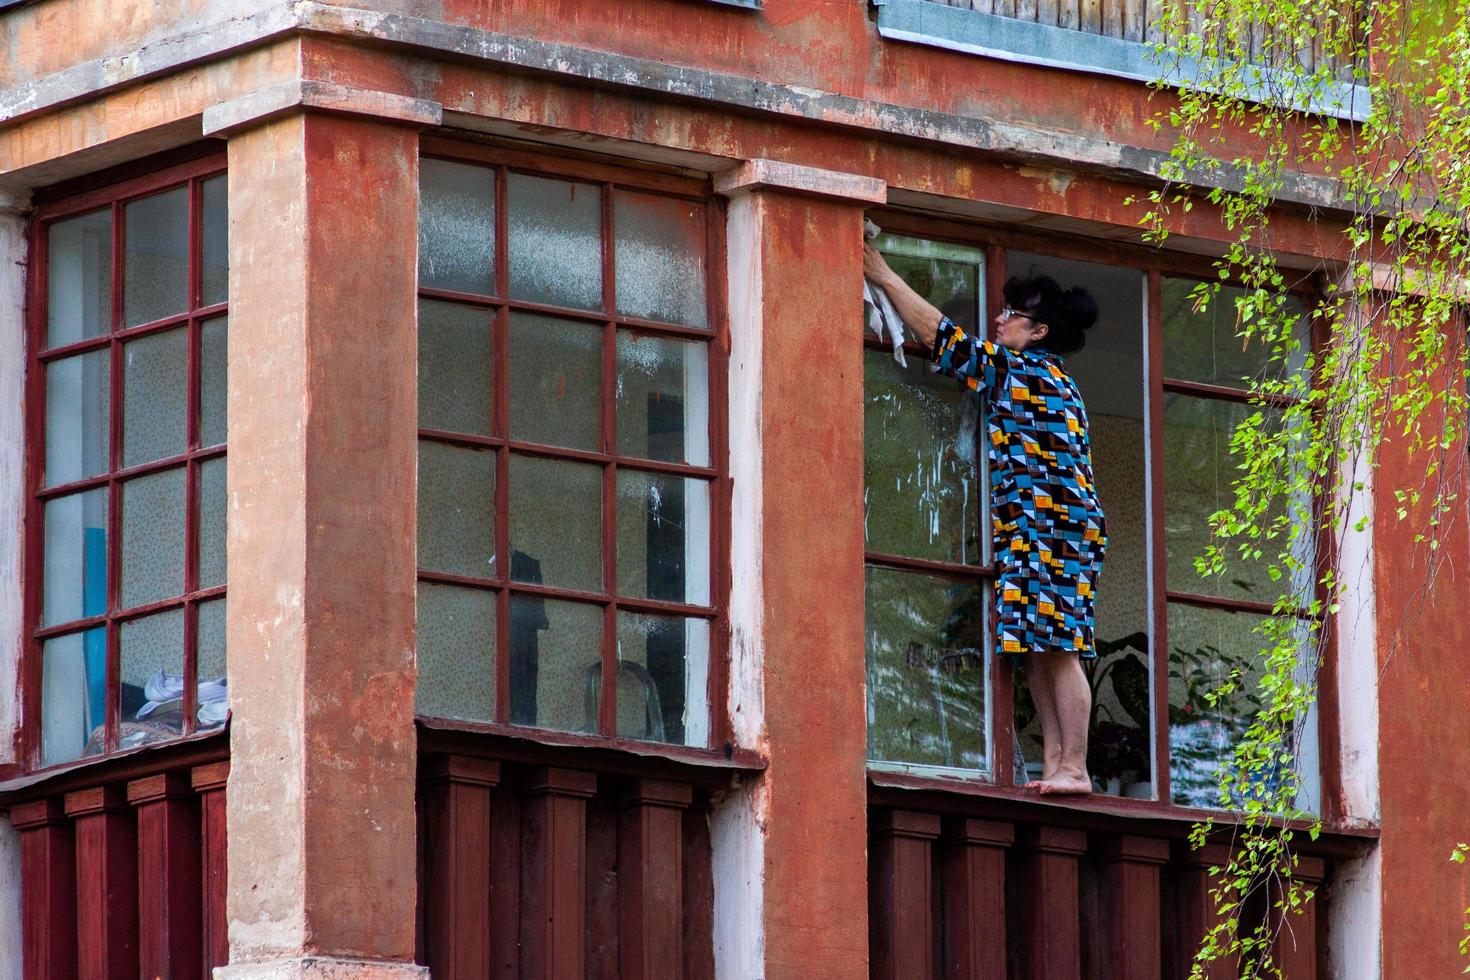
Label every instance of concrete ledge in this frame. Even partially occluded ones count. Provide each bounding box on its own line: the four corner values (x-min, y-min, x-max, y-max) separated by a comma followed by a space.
202, 79, 443, 136
715, 159, 887, 203
215, 958, 429, 980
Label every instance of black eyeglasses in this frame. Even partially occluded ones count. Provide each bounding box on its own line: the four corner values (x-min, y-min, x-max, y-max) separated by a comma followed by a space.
999, 305, 1038, 322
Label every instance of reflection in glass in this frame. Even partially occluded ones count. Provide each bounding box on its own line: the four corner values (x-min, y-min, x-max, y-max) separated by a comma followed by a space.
615, 613, 709, 746
863, 350, 979, 566
508, 173, 602, 311
872, 235, 984, 335
197, 598, 229, 730
510, 596, 600, 733
43, 488, 108, 628
416, 582, 495, 723
200, 316, 228, 447
1167, 603, 1319, 812
508, 313, 601, 451
120, 607, 185, 746
508, 454, 602, 593
122, 327, 188, 467
41, 628, 106, 767
417, 440, 495, 579
45, 349, 110, 487
201, 174, 229, 307
866, 566, 986, 771
615, 332, 709, 466
47, 209, 112, 349
124, 187, 189, 327
121, 467, 186, 608
419, 158, 495, 295
616, 471, 710, 605
199, 457, 227, 590
419, 300, 493, 436
614, 191, 706, 327
1161, 278, 1310, 386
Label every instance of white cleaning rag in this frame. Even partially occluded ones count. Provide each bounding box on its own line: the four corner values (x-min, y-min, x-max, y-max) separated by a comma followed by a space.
863, 219, 908, 367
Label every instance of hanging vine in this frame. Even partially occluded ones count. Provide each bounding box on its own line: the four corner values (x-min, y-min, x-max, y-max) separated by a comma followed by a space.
1139, 0, 1470, 974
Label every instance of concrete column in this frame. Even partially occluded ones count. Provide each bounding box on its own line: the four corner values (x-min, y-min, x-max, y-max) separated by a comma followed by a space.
215, 105, 426, 978
0, 188, 33, 980
713, 160, 884, 979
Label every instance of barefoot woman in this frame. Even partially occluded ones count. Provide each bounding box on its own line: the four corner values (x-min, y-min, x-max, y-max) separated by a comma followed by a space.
864, 244, 1106, 796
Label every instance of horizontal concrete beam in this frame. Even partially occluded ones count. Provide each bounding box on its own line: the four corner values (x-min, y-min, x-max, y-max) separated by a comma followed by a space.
715, 159, 887, 204
202, 79, 442, 136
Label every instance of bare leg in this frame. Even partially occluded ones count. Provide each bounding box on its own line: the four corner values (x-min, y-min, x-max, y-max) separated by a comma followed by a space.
1035, 650, 1093, 796
1023, 656, 1062, 782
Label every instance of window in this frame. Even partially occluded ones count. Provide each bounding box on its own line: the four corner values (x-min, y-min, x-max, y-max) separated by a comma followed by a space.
864, 222, 1326, 812
413, 145, 724, 748
27, 157, 229, 769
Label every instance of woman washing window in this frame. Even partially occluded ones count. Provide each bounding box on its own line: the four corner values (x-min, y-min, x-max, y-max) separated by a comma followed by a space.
864, 243, 1106, 795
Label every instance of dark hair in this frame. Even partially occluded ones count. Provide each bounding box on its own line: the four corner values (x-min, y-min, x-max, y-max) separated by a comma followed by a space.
1002, 273, 1099, 355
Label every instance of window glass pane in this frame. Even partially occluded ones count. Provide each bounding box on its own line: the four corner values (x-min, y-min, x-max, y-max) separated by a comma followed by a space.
508, 454, 602, 593
43, 488, 108, 628
419, 300, 493, 436
122, 326, 188, 467
510, 595, 600, 732
615, 333, 709, 466
121, 467, 186, 608
863, 349, 980, 566
124, 187, 189, 327
199, 456, 227, 590
1006, 251, 1152, 797
616, 612, 709, 746
616, 470, 710, 606
47, 209, 112, 349
418, 440, 495, 579
416, 582, 495, 723
119, 607, 185, 747
419, 158, 495, 295
201, 175, 229, 307
1161, 278, 1309, 387
41, 628, 106, 767
45, 348, 110, 487
1168, 603, 1319, 813
871, 234, 985, 337
866, 566, 987, 771
508, 313, 602, 451
614, 191, 706, 327
200, 315, 228, 447
507, 173, 601, 311
197, 597, 229, 730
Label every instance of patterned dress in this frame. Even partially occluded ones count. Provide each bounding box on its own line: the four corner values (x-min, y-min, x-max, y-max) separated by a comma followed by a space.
931, 318, 1107, 661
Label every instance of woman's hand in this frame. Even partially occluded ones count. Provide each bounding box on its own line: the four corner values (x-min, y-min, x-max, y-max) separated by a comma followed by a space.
862, 240, 944, 349
863, 242, 896, 288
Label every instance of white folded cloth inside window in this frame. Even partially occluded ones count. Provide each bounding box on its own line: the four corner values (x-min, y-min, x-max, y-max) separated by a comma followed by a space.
137, 670, 229, 724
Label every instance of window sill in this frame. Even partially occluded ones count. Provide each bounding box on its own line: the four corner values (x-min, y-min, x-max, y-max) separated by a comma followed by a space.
0, 726, 229, 807
868, 768, 1379, 854
872, 0, 1372, 123
417, 717, 766, 788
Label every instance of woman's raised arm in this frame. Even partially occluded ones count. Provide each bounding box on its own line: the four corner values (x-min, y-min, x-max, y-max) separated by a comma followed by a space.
862, 243, 944, 349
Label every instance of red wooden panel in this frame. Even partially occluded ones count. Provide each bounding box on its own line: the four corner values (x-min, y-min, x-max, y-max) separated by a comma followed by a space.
421, 756, 500, 980
64, 786, 138, 980
586, 794, 619, 980
940, 818, 1013, 980
489, 784, 522, 980
1016, 825, 1086, 980
520, 767, 597, 980
11, 798, 78, 980
1093, 835, 1169, 980
1270, 856, 1326, 980
869, 809, 942, 980
191, 762, 229, 974
127, 773, 202, 980
619, 779, 693, 980
1172, 843, 1238, 980
682, 800, 715, 980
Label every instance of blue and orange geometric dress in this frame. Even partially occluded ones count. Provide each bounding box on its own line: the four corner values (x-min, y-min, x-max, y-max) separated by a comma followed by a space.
931, 318, 1107, 662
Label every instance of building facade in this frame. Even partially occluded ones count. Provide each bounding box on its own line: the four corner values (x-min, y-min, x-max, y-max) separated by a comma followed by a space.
0, 0, 1458, 977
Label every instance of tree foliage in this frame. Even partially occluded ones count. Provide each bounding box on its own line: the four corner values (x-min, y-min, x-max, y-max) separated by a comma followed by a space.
1141, 0, 1470, 974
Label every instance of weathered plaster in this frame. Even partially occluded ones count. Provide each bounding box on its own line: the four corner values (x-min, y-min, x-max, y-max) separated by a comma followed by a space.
202, 78, 441, 136
715, 158, 887, 204
1328, 847, 1382, 980
215, 957, 427, 980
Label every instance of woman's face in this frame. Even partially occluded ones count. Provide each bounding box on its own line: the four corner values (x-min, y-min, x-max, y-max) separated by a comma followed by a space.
993, 306, 1049, 351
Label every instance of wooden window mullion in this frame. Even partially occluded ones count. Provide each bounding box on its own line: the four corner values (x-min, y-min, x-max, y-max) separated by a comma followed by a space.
1144, 268, 1171, 803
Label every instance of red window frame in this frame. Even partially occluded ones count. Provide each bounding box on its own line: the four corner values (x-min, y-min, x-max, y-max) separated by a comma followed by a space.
22, 152, 229, 770
414, 138, 731, 750
866, 211, 1343, 821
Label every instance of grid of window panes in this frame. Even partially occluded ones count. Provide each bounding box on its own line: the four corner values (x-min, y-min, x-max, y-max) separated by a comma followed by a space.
32, 165, 229, 768
414, 155, 719, 747
1160, 277, 1319, 811
863, 234, 991, 775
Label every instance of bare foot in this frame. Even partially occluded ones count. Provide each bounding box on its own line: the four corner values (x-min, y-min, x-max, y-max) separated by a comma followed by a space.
1036, 770, 1093, 796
